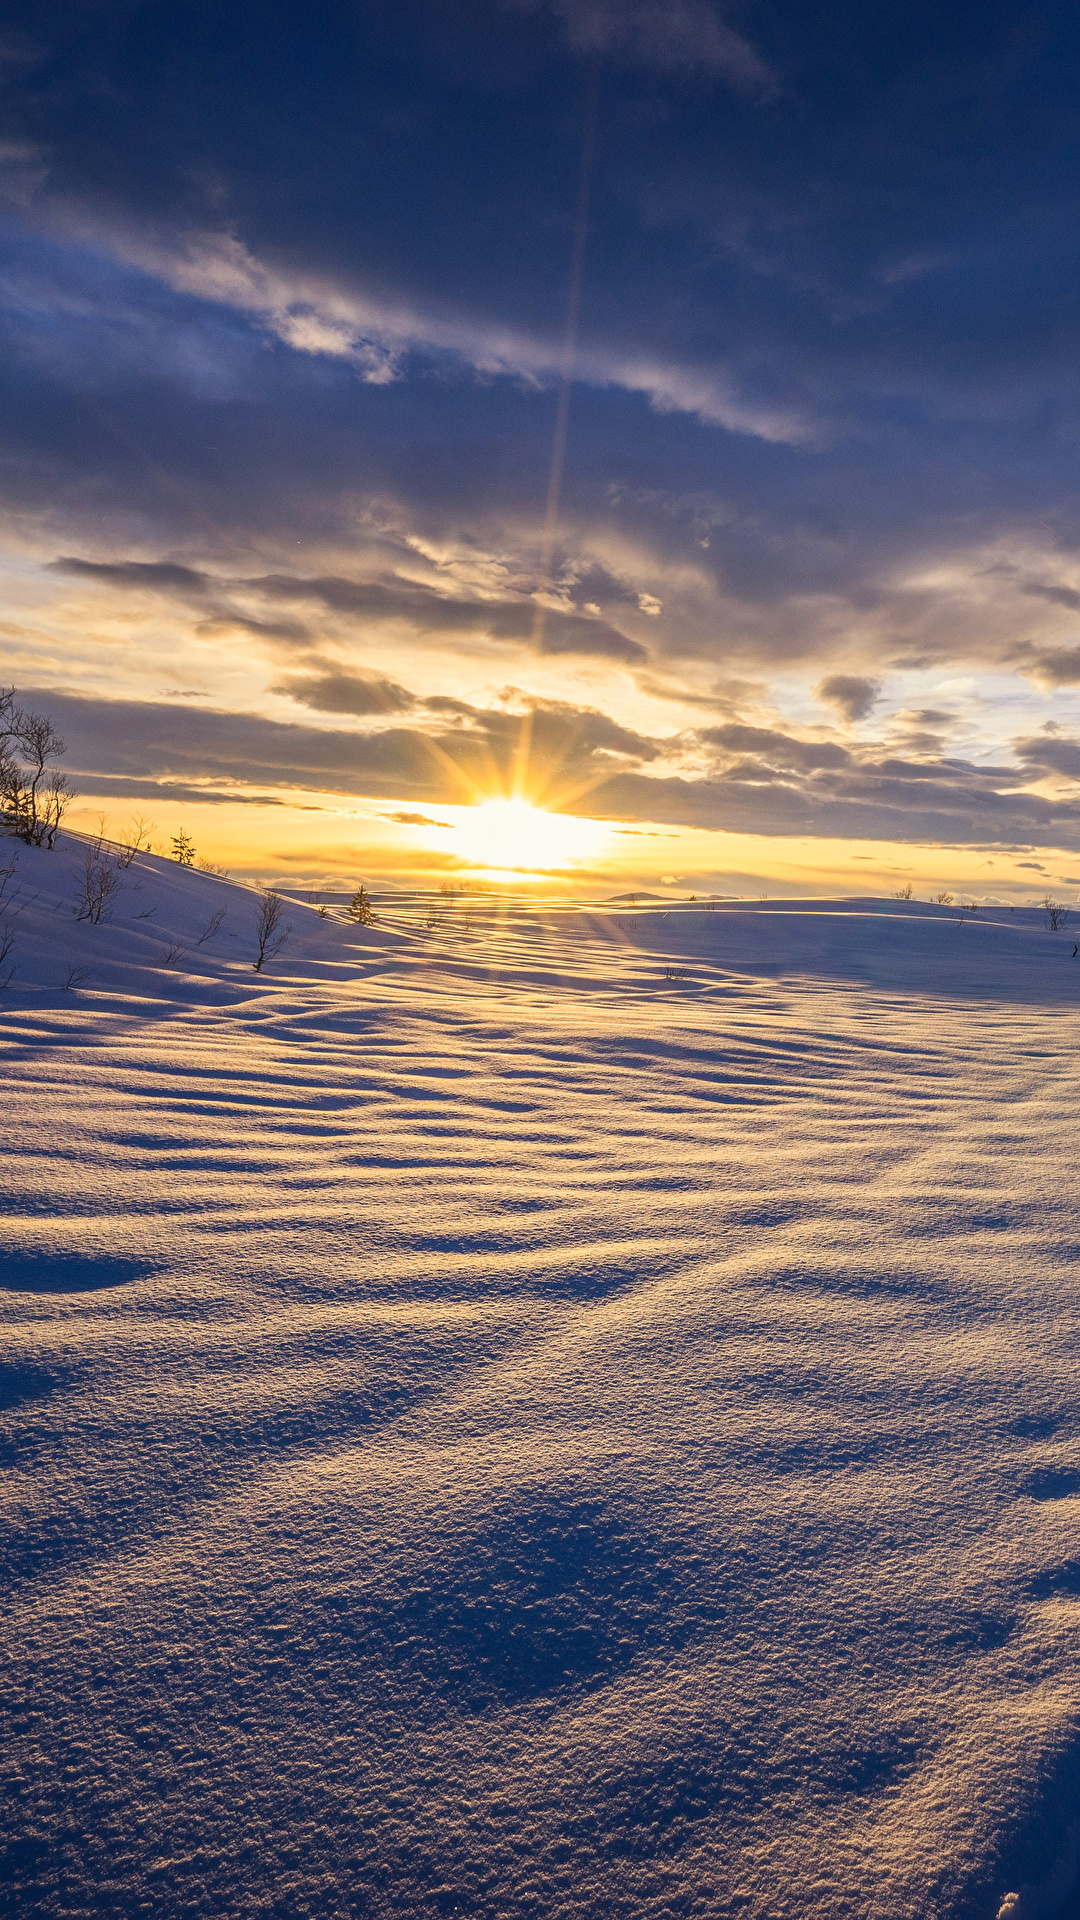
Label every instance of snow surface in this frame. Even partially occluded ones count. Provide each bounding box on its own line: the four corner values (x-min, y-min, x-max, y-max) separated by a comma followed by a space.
4, 838, 1080, 1918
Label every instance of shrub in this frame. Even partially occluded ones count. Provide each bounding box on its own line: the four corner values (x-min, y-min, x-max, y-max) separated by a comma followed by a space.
345, 882, 377, 926
170, 829, 197, 866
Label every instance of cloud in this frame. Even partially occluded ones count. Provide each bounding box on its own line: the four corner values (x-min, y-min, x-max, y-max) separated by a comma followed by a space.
196, 614, 311, 642
51, 556, 211, 595
1023, 582, 1080, 612
527, 0, 775, 91
25, 688, 660, 813
25, 686, 1080, 854
9, 3, 1080, 844
817, 674, 881, 723
699, 723, 851, 773
255, 571, 648, 660
50, 552, 651, 664
1016, 645, 1080, 689
595, 743, 1080, 845
15, 216, 810, 445
274, 670, 417, 717
1013, 729, 1080, 780
50, 554, 310, 642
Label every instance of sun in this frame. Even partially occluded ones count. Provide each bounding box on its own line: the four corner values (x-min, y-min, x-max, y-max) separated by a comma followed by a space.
439, 798, 611, 873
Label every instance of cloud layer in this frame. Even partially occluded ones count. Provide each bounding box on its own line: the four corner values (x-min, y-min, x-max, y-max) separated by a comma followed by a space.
5, 0, 1080, 874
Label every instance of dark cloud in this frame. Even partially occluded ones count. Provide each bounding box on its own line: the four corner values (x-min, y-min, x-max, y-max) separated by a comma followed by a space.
1013, 729, 1080, 780
45, 555, 648, 664
817, 675, 881, 723
1017, 647, 1080, 688
596, 749, 1080, 847
1023, 583, 1080, 612
698, 724, 851, 773
252, 574, 648, 663
51, 557, 212, 595
273, 671, 417, 717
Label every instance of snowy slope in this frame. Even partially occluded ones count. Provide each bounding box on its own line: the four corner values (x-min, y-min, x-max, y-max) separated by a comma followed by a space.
4, 836, 1080, 1918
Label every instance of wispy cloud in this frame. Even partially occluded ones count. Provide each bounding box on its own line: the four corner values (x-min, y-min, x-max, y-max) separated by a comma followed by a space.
522, 0, 775, 92
1, 192, 812, 443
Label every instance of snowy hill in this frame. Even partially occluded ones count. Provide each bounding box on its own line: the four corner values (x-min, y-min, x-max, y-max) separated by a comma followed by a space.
3, 834, 1080, 1918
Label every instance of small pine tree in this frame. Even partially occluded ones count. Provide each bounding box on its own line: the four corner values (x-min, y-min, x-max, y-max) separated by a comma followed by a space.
170, 829, 196, 867
346, 882, 377, 926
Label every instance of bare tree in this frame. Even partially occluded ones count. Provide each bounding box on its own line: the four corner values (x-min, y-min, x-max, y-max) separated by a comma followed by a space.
0, 853, 19, 915
253, 889, 291, 971
893, 883, 914, 900
0, 920, 15, 988
0, 687, 17, 784
74, 825, 121, 924
117, 815, 155, 868
0, 854, 18, 986
934, 890, 954, 906
1, 692, 71, 847
194, 908, 226, 947
1044, 895, 1070, 932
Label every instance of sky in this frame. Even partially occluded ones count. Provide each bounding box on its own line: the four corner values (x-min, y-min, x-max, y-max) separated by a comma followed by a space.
5, 0, 1080, 896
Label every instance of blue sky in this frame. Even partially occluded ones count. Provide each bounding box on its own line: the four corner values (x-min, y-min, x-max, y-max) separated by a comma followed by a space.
5, 0, 1080, 891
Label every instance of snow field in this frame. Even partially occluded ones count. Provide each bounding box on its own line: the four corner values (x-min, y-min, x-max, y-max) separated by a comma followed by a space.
3, 837, 1080, 1916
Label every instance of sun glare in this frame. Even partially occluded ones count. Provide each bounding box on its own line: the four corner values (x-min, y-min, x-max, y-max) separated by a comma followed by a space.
440, 798, 611, 873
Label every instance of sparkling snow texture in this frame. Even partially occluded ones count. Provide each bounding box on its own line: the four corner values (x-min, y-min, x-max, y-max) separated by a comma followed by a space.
3, 839, 1080, 1918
